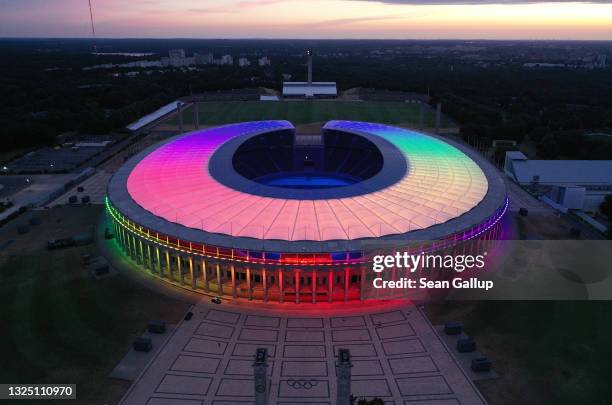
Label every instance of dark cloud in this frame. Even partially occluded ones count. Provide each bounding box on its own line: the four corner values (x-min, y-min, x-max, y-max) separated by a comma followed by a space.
306, 15, 402, 27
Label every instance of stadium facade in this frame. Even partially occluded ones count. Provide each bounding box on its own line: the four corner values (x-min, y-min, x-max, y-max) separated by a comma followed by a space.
106, 121, 507, 303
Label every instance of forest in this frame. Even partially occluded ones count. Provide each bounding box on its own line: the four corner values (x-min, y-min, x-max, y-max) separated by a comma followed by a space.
1, 38, 611, 160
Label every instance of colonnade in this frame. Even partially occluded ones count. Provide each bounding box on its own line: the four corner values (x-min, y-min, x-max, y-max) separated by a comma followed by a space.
111, 219, 368, 303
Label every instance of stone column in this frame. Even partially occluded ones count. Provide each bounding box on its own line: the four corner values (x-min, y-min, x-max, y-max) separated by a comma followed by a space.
360, 267, 366, 301
155, 246, 161, 273
178, 255, 184, 285
295, 270, 300, 304
328, 269, 333, 303
116, 224, 123, 249
165, 250, 172, 281
279, 270, 284, 303
123, 230, 128, 252
253, 348, 269, 405
336, 349, 352, 405
138, 239, 144, 265
146, 244, 152, 270
189, 256, 196, 289
246, 267, 252, 300
125, 233, 131, 257
344, 268, 349, 302
216, 263, 223, 296
231, 264, 237, 298
312, 270, 316, 304
262, 268, 268, 302
202, 260, 209, 292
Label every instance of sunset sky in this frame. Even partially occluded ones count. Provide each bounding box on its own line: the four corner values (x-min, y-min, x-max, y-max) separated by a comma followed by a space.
0, 0, 611, 40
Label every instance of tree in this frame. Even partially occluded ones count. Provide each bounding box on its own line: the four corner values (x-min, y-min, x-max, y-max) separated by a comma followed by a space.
537, 134, 559, 159
600, 195, 612, 220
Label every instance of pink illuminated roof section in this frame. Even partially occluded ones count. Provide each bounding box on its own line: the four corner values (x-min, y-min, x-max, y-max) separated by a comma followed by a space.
126, 120, 488, 241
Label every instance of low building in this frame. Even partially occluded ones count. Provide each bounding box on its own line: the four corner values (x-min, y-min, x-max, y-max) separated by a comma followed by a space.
238, 57, 251, 67
282, 82, 337, 98
258, 56, 271, 66
504, 151, 612, 212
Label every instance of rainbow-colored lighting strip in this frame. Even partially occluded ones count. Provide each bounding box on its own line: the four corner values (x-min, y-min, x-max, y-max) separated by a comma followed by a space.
126, 121, 488, 241
105, 196, 508, 266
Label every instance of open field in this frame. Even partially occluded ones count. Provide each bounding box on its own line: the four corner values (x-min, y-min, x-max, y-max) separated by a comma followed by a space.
0, 206, 190, 404
167, 100, 453, 128
425, 301, 612, 405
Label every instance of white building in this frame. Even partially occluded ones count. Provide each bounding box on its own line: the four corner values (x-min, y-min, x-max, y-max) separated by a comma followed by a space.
194, 52, 214, 65
258, 56, 271, 66
282, 82, 337, 98
595, 54, 608, 69
504, 151, 612, 212
213, 55, 234, 66
238, 57, 251, 67
169, 49, 186, 59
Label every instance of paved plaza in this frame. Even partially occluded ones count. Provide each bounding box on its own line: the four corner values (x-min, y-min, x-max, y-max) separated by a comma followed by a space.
48, 169, 112, 205
119, 302, 486, 405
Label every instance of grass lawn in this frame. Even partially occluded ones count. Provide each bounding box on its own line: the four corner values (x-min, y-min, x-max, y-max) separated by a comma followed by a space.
425, 301, 612, 405
0, 206, 191, 404
167, 100, 452, 128
0, 147, 30, 165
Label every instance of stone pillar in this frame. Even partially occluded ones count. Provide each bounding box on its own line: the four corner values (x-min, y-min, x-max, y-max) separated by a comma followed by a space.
146, 244, 152, 270
155, 246, 161, 273
344, 268, 349, 303
189, 256, 196, 289
295, 270, 300, 304
116, 224, 123, 249
123, 229, 129, 255
360, 267, 366, 302
231, 265, 237, 298
216, 263, 223, 296
328, 269, 333, 303
194, 102, 200, 129
133, 236, 139, 263
124, 232, 129, 256
279, 270, 284, 303
312, 270, 316, 304
262, 268, 268, 302
336, 349, 352, 405
253, 348, 269, 405
138, 239, 144, 265
178, 255, 184, 285
246, 267, 252, 300
130, 235, 136, 258
202, 260, 209, 292
166, 250, 172, 281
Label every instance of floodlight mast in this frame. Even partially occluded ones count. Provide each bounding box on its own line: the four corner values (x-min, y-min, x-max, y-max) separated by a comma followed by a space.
88, 0, 97, 53
307, 50, 313, 86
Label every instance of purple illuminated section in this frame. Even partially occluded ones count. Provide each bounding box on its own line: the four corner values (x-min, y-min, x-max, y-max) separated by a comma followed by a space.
127, 121, 489, 241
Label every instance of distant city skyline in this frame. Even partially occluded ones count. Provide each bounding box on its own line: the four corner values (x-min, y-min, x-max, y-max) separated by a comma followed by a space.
0, 0, 611, 40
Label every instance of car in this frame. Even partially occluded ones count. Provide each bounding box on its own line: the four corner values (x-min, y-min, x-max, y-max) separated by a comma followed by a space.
211, 297, 222, 304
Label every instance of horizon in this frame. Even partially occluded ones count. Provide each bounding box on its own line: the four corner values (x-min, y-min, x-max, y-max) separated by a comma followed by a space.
0, 0, 611, 41
2, 37, 612, 42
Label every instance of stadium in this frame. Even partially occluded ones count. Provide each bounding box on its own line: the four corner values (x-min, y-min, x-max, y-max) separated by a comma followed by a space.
106, 120, 508, 303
